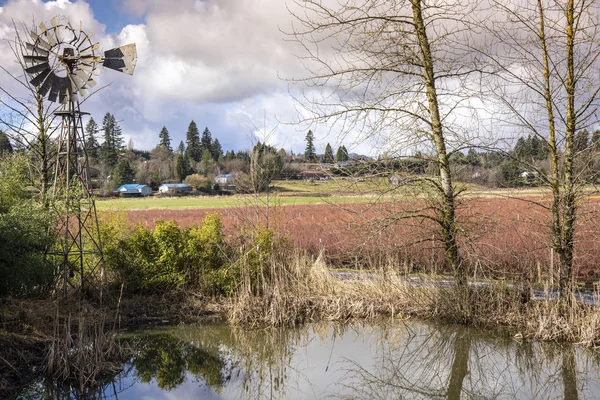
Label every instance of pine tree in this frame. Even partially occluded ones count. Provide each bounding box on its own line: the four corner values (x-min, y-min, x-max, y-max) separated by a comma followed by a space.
323, 143, 334, 163
158, 126, 172, 152
112, 158, 135, 187
466, 148, 480, 166
200, 148, 215, 176
201, 127, 212, 154
592, 130, 600, 151
514, 137, 528, 159
304, 130, 316, 162
185, 121, 201, 162
211, 138, 223, 161
336, 145, 349, 162
0, 130, 13, 154
177, 140, 185, 155
101, 113, 124, 168
175, 153, 188, 182
84, 118, 99, 158
574, 130, 590, 153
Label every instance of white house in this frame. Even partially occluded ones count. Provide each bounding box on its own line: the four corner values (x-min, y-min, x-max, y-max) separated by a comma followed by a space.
214, 174, 233, 185
158, 183, 193, 194
115, 184, 153, 197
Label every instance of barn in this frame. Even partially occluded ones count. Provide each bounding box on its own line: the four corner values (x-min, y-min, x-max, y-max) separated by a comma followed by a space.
115, 184, 153, 197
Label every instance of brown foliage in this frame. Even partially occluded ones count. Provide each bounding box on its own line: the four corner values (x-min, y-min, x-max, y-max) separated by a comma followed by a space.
122, 196, 600, 283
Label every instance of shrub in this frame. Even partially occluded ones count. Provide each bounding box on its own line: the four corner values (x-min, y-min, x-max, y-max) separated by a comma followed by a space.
0, 154, 55, 297
184, 173, 212, 192
103, 213, 232, 294
0, 202, 55, 297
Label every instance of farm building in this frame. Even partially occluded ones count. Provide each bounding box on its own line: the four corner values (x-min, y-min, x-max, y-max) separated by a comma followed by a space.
115, 184, 153, 197
158, 183, 193, 194
215, 174, 233, 185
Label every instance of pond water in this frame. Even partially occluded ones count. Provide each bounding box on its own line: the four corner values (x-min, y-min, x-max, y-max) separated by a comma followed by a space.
16, 319, 600, 399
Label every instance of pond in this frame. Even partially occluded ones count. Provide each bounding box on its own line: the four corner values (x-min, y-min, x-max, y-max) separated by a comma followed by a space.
16, 319, 600, 399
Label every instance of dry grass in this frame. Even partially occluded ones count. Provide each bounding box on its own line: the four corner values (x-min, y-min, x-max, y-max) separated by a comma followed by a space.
227, 250, 600, 347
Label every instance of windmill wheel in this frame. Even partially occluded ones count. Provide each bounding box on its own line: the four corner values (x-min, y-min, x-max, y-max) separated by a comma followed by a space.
22, 16, 137, 104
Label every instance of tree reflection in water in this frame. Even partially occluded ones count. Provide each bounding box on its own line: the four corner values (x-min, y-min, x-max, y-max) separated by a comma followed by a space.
15, 320, 600, 399
335, 322, 597, 399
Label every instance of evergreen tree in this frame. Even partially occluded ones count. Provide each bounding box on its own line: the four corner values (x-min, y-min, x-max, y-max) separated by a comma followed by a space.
323, 143, 334, 163
574, 130, 590, 153
0, 131, 13, 154
201, 127, 212, 153
185, 121, 202, 162
304, 130, 316, 161
466, 148, 480, 166
211, 138, 223, 161
177, 140, 186, 155
200, 148, 215, 176
158, 126, 172, 152
101, 113, 124, 168
336, 145, 349, 162
84, 118, 99, 158
112, 158, 135, 187
514, 136, 528, 159
592, 130, 600, 151
175, 153, 188, 182
224, 150, 236, 161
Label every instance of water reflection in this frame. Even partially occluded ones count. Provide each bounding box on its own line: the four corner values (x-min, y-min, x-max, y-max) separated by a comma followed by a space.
16, 319, 600, 399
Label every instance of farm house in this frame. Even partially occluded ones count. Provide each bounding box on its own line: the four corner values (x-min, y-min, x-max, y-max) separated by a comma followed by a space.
158, 183, 193, 194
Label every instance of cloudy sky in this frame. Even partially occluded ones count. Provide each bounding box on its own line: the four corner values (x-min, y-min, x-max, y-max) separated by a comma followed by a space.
0, 0, 349, 155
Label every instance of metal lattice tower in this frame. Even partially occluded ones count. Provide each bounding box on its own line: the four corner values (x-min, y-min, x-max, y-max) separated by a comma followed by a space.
20, 16, 137, 298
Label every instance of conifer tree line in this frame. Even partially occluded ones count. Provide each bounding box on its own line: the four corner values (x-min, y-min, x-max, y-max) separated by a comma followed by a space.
78, 115, 354, 193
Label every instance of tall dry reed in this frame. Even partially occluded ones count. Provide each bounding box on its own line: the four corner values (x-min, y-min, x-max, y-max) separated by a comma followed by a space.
228, 249, 600, 347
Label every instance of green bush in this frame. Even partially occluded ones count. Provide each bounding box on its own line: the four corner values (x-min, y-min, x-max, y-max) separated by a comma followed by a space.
0, 155, 55, 297
103, 213, 230, 294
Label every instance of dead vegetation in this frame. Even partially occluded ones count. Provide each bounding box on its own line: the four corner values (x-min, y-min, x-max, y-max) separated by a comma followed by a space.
227, 250, 600, 347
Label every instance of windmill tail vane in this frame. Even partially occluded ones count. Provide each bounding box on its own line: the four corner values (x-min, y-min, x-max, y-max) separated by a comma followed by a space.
22, 15, 137, 104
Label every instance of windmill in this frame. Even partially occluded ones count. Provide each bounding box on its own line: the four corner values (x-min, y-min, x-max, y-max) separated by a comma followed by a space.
20, 16, 137, 299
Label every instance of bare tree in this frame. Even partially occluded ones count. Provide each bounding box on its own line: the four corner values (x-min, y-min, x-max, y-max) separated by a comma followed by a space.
288, 0, 479, 290
0, 21, 60, 200
480, 0, 600, 301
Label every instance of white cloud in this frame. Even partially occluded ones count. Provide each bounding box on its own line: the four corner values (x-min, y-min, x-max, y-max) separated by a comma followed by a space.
0, 0, 399, 156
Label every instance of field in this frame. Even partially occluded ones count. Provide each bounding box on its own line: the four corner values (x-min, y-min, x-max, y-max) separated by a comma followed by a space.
96, 180, 600, 283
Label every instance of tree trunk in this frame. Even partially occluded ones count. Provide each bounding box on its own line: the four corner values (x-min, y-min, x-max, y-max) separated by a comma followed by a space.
560, 0, 577, 302
411, 0, 464, 290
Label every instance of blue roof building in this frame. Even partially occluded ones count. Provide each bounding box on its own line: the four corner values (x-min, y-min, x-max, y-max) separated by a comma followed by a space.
115, 184, 153, 197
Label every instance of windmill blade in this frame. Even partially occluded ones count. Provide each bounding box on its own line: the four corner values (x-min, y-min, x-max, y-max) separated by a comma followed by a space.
51, 17, 61, 42
39, 74, 53, 97
79, 87, 89, 97
86, 78, 97, 88
25, 42, 49, 56
30, 67, 51, 87
78, 64, 100, 75
25, 62, 50, 74
75, 69, 89, 81
71, 72, 86, 89
30, 32, 51, 50
39, 22, 57, 46
103, 43, 137, 75
48, 76, 60, 102
23, 55, 48, 64
79, 42, 99, 55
